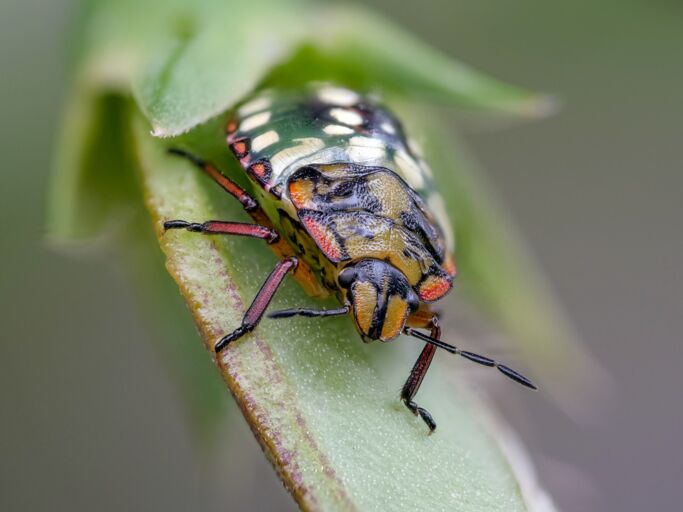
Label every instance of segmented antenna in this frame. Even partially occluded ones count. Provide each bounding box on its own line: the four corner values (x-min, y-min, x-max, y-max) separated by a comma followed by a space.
404, 327, 538, 390
269, 306, 350, 319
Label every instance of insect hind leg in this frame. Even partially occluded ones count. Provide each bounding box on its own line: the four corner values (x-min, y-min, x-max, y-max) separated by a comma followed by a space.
168, 148, 259, 211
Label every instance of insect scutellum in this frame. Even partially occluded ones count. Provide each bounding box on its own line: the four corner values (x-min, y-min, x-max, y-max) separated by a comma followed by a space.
163, 84, 536, 433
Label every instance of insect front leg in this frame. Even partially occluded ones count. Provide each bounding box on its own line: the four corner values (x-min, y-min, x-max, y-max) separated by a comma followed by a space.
401, 312, 441, 433
214, 257, 298, 352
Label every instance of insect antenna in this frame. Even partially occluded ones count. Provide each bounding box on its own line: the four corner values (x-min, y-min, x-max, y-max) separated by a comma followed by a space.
404, 327, 537, 390
269, 305, 350, 319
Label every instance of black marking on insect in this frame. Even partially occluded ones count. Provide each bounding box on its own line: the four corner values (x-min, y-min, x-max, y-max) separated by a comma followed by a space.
163, 84, 536, 433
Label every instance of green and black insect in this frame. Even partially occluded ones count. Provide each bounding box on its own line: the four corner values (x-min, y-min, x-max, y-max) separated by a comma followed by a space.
165, 84, 536, 432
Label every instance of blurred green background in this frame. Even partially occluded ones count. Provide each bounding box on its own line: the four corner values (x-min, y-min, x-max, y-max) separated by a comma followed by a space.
1, 0, 681, 510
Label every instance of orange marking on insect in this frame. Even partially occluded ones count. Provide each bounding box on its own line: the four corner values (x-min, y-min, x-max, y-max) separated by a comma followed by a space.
406, 306, 437, 329
231, 140, 248, 157
226, 120, 238, 134
302, 216, 342, 260
288, 181, 313, 208
443, 255, 457, 277
418, 275, 452, 302
250, 162, 267, 178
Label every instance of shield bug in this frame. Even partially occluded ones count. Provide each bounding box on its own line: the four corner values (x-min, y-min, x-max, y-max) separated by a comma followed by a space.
164, 84, 536, 432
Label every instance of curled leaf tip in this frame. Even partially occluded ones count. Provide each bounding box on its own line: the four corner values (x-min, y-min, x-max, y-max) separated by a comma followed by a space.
515, 94, 561, 119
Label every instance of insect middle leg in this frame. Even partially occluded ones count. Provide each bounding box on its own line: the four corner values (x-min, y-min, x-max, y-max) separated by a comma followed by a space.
401, 312, 441, 433
164, 219, 277, 242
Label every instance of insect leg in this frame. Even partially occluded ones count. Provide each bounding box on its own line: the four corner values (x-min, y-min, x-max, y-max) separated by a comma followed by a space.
168, 148, 259, 211
166, 147, 281, 239
401, 314, 440, 433
214, 257, 298, 353
167, 147, 327, 298
164, 220, 278, 243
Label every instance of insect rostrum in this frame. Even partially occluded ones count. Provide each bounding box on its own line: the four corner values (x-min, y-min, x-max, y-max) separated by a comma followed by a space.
164, 84, 536, 432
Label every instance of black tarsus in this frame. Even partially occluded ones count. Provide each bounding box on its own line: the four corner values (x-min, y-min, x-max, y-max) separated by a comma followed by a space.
214, 325, 250, 352
405, 400, 436, 432
164, 219, 201, 231
268, 306, 350, 319
404, 327, 538, 391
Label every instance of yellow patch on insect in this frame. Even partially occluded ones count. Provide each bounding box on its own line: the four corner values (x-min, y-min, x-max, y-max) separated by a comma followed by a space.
352, 281, 377, 335
381, 295, 410, 341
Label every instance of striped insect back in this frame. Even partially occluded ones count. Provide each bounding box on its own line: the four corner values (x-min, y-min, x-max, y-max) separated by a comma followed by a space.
227, 86, 449, 224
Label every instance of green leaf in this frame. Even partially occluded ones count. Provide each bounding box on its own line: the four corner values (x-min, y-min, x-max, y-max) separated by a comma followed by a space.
126, 1, 551, 137
134, 0, 310, 137
131, 112, 553, 511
